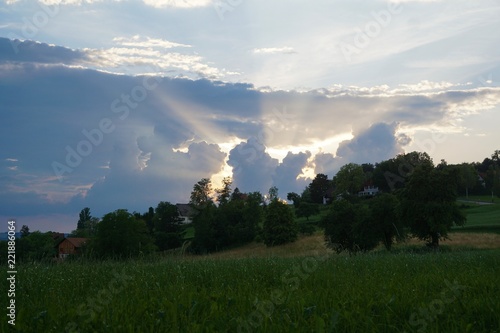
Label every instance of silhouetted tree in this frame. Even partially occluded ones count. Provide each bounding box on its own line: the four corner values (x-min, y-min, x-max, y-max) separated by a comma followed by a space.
94, 209, 155, 258
369, 193, 404, 251
323, 200, 379, 254
263, 195, 297, 246
287, 192, 301, 207
20, 225, 30, 238
308, 174, 330, 204
153, 201, 183, 251
334, 163, 364, 196
77, 207, 92, 231
216, 177, 232, 206
190, 178, 213, 209
399, 164, 466, 249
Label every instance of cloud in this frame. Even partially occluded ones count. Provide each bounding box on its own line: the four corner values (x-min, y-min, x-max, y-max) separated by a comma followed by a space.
313, 122, 408, 176
0, 35, 230, 81
0, 37, 88, 64
142, 0, 212, 8
336, 122, 406, 164
272, 151, 311, 195
70, 137, 227, 215
81, 35, 231, 79
6, 0, 211, 7
2, 38, 500, 229
227, 138, 279, 194
112, 35, 191, 49
253, 47, 297, 55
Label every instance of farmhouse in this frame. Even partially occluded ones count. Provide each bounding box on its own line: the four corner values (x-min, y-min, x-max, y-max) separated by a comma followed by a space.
56, 237, 88, 259
358, 185, 380, 197
176, 204, 195, 224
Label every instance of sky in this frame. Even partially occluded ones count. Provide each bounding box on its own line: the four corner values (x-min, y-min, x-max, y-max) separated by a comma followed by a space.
1, 0, 499, 232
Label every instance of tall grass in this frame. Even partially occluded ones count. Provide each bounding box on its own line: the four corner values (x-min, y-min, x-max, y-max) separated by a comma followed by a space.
1, 249, 499, 332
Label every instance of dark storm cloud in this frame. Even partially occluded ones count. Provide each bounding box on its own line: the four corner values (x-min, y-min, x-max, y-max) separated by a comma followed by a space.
2, 38, 499, 228
227, 138, 279, 194
314, 122, 407, 176
272, 151, 311, 195
0, 37, 88, 64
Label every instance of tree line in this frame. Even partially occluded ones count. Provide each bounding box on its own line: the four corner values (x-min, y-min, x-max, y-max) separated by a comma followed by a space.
1, 149, 498, 261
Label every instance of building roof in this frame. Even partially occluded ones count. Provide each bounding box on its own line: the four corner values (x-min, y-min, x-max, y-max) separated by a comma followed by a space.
176, 203, 195, 217
56, 237, 88, 248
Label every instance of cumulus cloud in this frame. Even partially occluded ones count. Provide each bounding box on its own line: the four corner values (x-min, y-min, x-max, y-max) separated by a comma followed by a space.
72, 139, 226, 214
336, 122, 406, 164
2, 38, 500, 230
272, 151, 311, 195
314, 122, 408, 176
227, 138, 279, 194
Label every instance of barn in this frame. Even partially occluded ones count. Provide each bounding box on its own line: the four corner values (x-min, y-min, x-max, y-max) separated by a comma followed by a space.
56, 237, 88, 259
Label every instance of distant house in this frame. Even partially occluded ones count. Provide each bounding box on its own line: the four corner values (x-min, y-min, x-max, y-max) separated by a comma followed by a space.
358, 185, 379, 197
176, 204, 196, 224
56, 237, 88, 259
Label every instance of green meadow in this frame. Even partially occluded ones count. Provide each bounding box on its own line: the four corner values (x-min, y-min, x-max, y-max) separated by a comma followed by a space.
1, 248, 499, 332
2, 196, 499, 333
455, 196, 500, 234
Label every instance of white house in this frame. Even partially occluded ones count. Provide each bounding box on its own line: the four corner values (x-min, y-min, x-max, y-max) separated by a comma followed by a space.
176, 204, 195, 224
358, 186, 379, 197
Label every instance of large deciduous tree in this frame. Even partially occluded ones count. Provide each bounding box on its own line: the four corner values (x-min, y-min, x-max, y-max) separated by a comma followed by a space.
399, 164, 466, 249
308, 174, 331, 204
334, 163, 365, 196
323, 200, 379, 254
263, 196, 298, 246
458, 163, 477, 199
369, 193, 404, 251
373, 151, 433, 192
296, 202, 320, 221
190, 178, 213, 209
153, 201, 184, 251
216, 177, 232, 206
94, 209, 155, 258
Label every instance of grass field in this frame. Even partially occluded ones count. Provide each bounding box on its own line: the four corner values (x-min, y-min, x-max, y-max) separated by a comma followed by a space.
455, 196, 500, 234
2, 242, 499, 332
3, 198, 499, 332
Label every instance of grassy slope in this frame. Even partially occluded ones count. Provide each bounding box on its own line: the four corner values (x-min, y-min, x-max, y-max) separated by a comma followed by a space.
3, 249, 499, 333
455, 196, 500, 233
